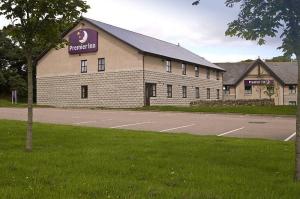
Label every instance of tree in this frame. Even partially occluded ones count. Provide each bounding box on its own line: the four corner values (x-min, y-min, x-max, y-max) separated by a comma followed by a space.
264, 84, 275, 100
193, 0, 300, 181
0, 0, 89, 151
266, 55, 292, 62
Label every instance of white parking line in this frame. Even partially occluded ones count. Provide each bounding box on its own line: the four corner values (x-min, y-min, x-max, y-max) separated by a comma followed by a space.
284, 132, 296, 142
159, 124, 195, 132
218, 127, 245, 137
73, 121, 97, 125
110, 122, 152, 129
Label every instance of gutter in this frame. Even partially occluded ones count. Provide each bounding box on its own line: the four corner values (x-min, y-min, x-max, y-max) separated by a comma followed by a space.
143, 54, 145, 106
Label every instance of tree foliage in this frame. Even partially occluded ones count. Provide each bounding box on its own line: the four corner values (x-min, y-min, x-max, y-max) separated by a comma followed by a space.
193, 0, 300, 56
0, 0, 89, 151
193, 0, 300, 181
265, 55, 292, 62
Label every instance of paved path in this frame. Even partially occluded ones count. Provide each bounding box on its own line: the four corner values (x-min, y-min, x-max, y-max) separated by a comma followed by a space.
0, 108, 296, 141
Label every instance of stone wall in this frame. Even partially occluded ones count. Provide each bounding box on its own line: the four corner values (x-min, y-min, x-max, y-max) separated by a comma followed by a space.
145, 70, 223, 106
284, 94, 297, 105
37, 70, 144, 108
191, 99, 275, 106
37, 70, 224, 108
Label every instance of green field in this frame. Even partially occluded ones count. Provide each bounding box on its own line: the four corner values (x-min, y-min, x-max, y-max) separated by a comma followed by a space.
0, 98, 297, 116
137, 105, 297, 116
0, 99, 27, 107
0, 120, 299, 199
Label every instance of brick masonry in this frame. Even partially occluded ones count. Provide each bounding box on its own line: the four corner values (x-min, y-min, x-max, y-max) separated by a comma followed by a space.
37, 70, 223, 108
144, 70, 223, 106
284, 93, 297, 105
37, 71, 144, 108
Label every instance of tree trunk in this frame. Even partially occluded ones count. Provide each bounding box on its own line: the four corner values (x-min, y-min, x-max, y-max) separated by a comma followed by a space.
296, 53, 300, 181
25, 54, 33, 152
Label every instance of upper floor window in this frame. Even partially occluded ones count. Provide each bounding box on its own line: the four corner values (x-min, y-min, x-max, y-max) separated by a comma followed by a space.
216, 71, 220, 80
289, 85, 297, 94
166, 60, 172, 73
195, 66, 199, 77
98, 58, 105, 72
207, 88, 211, 99
182, 86, 187, 98
195, 87, 200, 99
245, 85, 252, 95
167, 85, 172, 98
182, 64, 187, 75
81, 85, 88, 99
81, 60, 87, 73
206, 68, 210, 79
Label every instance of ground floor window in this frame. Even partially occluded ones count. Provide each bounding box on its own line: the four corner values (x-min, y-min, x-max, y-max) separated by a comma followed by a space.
195, 87, 200, 99
217, 89, 220, 99
207, 88, 210, 99
223, 86, 230, 95
150, 84, 157, 97
167, 85, 172, 98
289, 85, 297, 94
289, 101, 297, 106
182, 86, 187, 98
244, 85, 252, 95
81, 85, 88, 99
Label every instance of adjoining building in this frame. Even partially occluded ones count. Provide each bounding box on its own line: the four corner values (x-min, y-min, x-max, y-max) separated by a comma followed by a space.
36, 17, 225, 108
216, 59, 298, 105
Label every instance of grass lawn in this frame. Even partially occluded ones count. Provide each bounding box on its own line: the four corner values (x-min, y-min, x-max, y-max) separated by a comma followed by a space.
0, 99, 27, 108
0, 120, 299, 198
136, 105, 297, 116
0, 99, 53, 108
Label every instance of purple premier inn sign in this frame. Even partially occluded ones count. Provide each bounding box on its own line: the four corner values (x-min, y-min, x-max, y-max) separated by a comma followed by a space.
244, 80, 274, 85
69, 29, 98, 54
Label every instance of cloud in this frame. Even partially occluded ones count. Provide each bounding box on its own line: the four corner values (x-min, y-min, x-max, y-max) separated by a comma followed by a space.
0, 0, 284, 62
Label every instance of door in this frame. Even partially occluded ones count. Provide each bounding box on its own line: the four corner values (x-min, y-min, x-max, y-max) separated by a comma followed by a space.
145, 83, 151, 106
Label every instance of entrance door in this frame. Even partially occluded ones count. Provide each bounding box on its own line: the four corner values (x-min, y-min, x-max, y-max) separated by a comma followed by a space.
145, 83, 152, 106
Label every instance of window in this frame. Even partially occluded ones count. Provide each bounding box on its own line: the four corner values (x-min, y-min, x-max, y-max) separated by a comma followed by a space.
289, 101, 297, 106
182, 64, 187, 75
207, 88, 211, 99
267, 86, 275, 95
216, 71, 220, 80
81, 85, 88, 99
81, 60, 87, 73
217, 89, 220, 99
224, 86, 230, 95
289, 85, 297, 94
182, 86, 187, 98
195, 87, 200, 99
150, 84, 157, 97
98, 58, 105, 72
167, 85, 172, 98
166, 60, 172, 73
195, 66, 199, 77
206, 68, 210, 79
245, 85, 252, 95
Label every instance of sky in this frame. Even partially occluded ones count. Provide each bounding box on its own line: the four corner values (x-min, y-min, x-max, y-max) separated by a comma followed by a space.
0, 0, 284, 62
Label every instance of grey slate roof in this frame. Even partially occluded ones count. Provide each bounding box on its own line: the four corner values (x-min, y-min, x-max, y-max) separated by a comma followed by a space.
215, 62, 253, 85
266, 62, 298, 85
84, 17, 224, 71
216, 60, 298, 85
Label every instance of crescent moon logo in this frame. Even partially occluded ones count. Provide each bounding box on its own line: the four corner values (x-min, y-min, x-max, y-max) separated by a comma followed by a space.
79, 30, 88, 44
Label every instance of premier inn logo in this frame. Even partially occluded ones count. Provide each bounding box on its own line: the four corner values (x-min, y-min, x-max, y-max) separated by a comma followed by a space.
69, 29, 98, 54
